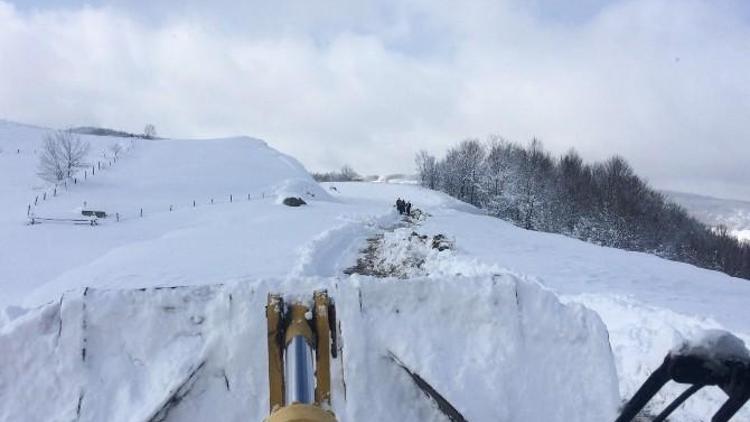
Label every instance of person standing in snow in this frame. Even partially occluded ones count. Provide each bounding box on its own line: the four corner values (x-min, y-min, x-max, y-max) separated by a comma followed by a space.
406, 202, 412, 216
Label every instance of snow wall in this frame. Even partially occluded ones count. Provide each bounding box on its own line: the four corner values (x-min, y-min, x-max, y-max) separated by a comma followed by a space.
0, 275, 619, 421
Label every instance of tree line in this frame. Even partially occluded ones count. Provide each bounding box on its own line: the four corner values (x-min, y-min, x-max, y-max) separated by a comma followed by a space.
416, 136, 750, 280
312, 165, 363, 182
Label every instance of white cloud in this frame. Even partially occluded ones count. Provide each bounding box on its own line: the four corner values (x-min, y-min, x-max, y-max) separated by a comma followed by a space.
1, 0, 749, 199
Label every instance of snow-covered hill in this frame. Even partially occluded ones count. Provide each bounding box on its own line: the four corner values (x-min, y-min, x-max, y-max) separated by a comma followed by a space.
1, 120, 749, 421
665, 190, 750, 242
0, 120, 328, 308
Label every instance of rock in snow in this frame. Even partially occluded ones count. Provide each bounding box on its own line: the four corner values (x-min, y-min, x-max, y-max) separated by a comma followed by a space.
282, 197, 307, 207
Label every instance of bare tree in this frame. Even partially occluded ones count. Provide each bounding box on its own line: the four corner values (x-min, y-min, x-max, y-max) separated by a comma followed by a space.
415, 150, 439, 189
312, 165, 362, 182
143, 124, 157, 139
109, 143, 123, 158
37, 131, 90, 183
338, 165, 361, 181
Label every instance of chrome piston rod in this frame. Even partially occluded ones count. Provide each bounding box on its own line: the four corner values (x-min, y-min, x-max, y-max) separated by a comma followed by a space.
284, 335, 315, 405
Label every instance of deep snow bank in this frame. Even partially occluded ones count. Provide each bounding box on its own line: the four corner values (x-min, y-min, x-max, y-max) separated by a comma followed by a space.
0, 275, 619, 422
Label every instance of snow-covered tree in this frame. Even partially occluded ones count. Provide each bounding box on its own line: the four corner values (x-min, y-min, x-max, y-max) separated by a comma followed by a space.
416, 134, 750, 280
144, 124, 157, 139
415, 150, 439, 189
37, 130, 90, 183
311, 165, 363, 182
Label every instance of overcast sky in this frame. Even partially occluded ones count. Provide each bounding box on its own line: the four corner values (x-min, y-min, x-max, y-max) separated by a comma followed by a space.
1, 0, 749, 199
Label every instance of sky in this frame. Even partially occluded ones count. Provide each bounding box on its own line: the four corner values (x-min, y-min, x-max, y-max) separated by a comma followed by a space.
1, 0, 749, 199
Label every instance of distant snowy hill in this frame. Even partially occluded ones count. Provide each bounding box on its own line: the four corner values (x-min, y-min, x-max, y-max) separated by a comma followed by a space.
664, 190, 750, 242
1, 119, 749, 421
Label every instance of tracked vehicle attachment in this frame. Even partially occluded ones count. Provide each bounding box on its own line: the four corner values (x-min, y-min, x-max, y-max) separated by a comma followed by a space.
616, 342, 750, 422
266, 291, 337, 422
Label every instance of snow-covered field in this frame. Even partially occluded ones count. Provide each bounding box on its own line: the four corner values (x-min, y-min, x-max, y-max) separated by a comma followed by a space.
1, 120, 749, 421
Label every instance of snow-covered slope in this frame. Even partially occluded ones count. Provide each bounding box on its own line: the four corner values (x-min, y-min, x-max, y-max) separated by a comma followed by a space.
1, 120, 749, 421
0, 121, 329, 308
665, 190, 750, 242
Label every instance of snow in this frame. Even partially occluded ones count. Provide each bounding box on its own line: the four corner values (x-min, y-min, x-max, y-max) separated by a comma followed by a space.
330, 182, 750, 420
733, 229, 750, 243
0, 276, 619, 422
2, 120, 750, 420
0, 122, 331, 308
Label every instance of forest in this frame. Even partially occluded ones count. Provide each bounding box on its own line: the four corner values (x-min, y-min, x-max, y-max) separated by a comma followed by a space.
416, 136, 750, 280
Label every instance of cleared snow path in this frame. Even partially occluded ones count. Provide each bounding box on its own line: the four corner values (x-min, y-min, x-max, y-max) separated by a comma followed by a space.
289, 211, 399, 278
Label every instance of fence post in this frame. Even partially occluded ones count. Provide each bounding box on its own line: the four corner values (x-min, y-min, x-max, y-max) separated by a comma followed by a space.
53, 187, 56, 197
34, 196, 38, 205
116, 212, 120, 222
193, 200, 196, 207
92, 165, 95, 176
211, 198, 214, 205
74, 178, 77, 184
140, 208, 143, 218
248, 193, 250, 200
170, 205, 173, 212
43, 192, 46, 200
84, 171, 87, 180
27, 205, 30, 216
230, 194, 233, 203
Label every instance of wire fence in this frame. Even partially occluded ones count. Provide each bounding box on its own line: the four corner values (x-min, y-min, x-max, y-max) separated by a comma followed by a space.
27, 149, 125, 218
24, 142, 282, 226
28, 191, 272, 226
